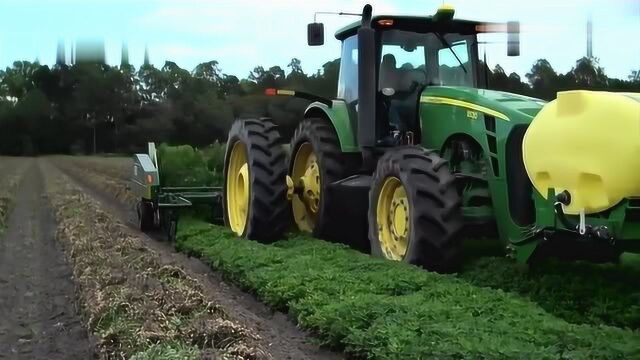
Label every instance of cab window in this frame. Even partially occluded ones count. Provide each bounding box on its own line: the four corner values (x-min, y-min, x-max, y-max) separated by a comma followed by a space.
337, 35, 358, 104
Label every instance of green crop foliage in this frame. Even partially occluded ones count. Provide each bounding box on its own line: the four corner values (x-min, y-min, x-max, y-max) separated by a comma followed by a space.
459, 257, 640, 330
157, 144, 215, 187
201, 141, 225, 186
175, 219, 640, 359
201, 141, 226, 172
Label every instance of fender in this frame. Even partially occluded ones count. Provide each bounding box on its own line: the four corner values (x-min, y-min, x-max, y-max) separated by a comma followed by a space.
305, 100, 359, 152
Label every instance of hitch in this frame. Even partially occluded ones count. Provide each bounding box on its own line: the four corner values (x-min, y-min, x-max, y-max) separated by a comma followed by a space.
553, 191, 615, 244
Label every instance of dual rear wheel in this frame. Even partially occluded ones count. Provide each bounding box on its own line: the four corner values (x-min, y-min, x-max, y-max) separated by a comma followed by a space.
223, 118, 462, 271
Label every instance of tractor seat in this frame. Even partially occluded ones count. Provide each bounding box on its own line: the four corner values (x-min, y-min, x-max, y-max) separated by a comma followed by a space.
380, 54, 401, 91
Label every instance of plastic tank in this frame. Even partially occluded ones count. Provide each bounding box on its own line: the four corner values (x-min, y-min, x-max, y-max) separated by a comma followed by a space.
522, 90, 640, 215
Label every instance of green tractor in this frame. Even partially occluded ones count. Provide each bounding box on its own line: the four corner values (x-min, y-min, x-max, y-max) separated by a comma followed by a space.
223, 4, 640, 271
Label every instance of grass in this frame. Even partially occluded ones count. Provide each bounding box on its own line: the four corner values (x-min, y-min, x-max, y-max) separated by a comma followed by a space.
130, 342, 200, 360
176, 218, 640, 359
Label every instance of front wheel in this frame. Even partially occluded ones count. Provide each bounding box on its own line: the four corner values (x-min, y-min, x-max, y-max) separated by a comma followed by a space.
368, 147, 463, 272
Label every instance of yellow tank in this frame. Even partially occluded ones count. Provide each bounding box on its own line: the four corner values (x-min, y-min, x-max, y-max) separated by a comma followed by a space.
522, 90, 640, 215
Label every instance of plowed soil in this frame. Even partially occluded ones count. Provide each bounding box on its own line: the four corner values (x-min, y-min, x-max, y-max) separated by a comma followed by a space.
0, 160, 93, 359
0, 158, 341, 359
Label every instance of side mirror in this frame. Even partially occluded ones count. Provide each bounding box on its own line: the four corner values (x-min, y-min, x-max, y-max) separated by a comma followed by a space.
507, 21, 520, 56
307, 23, 325, 46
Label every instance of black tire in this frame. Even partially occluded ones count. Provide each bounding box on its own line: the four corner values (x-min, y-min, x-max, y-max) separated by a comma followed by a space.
368, 147, 463, 272
289, 117, 350, 240
223, 118, 289, 242
138, 200, 154, 232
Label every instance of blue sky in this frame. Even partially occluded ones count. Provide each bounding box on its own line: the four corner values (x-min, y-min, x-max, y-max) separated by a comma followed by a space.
0, 0, 638, 80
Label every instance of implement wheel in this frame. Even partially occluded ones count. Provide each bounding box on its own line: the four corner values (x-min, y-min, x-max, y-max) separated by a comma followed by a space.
137, 200, 154, 232
289, 118, 349, 240
368, 147, 463, 272
223, 119, 289, 242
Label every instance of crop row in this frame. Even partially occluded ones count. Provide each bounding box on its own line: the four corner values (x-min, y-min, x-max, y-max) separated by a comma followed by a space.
174, 219, 639, 359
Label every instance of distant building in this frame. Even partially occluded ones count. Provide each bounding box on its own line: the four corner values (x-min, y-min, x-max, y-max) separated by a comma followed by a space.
144, 45, 150, 66
56, 40, 66, 65
586, 17, 593, 58
75, 39, 106, 64
121, 42, 129, 67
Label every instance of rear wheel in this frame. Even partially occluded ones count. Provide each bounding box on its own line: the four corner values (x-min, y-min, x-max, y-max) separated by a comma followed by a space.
368, 147, 463, 272
223, 119, 289, 242
289, 118, 349, 240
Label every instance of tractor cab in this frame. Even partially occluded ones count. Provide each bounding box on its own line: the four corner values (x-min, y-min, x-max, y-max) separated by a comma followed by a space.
309, 5, 519, 151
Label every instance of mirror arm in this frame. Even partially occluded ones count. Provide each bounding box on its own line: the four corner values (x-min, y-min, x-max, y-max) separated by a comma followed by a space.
314, 11, 362, 23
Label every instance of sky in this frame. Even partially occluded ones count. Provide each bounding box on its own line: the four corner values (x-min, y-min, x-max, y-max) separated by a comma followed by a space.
0, 0, 638, 80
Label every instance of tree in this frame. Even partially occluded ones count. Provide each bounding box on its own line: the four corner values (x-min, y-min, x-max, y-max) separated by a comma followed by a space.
192, 60, 222, 84
572, 57, 607, 88
2, 61, 40, 100
1, 52, 639, 156
526, 59, 558, 100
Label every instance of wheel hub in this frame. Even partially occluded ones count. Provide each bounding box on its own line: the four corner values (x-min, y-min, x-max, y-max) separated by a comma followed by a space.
376, 177, 410, 261
299, 161, 320, 212
390, 198, 409, 240
226, 141, 249, 235
291, 142, 321, 232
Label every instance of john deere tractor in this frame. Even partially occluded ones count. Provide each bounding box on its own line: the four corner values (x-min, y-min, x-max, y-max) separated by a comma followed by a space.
223, 4, 640, 271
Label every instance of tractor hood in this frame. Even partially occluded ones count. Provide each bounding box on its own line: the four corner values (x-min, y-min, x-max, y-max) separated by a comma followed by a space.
420, 86, 546, 124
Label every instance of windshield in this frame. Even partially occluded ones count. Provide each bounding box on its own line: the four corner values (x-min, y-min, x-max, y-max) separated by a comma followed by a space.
379, 30, 477, 91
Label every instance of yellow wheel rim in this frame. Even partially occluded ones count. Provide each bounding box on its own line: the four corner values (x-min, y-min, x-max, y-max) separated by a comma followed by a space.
291, 142, 321, 232
226, 141, 250, 235
376, 177, 410, 260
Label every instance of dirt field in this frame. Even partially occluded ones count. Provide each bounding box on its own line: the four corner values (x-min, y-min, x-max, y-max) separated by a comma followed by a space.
0, 157, 340, 359
1, 156, 639, 358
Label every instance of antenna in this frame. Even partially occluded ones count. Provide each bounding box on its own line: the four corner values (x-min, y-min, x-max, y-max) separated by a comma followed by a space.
586, 15, 593, 58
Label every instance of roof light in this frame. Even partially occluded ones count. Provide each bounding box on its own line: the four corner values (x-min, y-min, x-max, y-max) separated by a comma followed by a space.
377, 19, 394, 26
434, 4, 455, 21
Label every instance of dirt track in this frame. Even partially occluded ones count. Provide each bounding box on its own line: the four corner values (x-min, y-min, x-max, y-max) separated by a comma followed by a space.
0, 160, 93, 359
0, 158, 340, 358
52, 158, 341, 360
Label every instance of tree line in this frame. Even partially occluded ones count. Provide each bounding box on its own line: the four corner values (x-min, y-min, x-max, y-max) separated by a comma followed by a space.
0, 56, 637, 155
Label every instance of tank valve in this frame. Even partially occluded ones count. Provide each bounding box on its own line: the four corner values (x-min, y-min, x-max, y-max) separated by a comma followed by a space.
555, 190, 571, 205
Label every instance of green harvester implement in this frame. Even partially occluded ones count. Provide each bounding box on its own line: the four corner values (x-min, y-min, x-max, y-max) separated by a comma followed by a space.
130, 143, 222, 241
